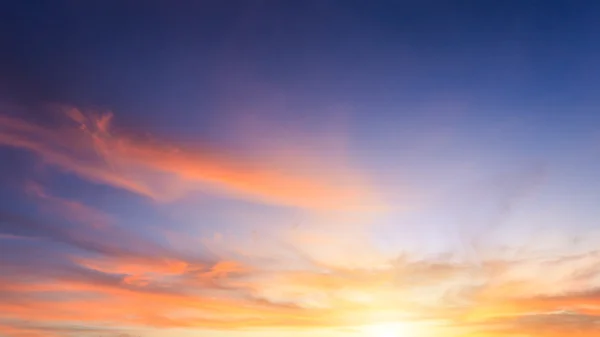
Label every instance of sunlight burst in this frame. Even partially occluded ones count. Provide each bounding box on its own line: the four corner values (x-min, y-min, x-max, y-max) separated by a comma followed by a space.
364, 322, 415, 337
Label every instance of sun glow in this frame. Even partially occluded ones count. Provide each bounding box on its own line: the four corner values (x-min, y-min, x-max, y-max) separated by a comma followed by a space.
364, 322, 415, 337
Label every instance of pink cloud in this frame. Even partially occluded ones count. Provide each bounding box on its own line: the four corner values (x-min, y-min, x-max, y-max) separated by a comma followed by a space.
0, 108, 382, 210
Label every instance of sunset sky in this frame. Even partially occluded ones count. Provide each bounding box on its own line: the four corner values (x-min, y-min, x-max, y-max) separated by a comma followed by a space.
2, 1, 600, 337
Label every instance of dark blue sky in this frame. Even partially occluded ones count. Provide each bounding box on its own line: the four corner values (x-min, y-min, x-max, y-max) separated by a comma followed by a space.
3, 1, 600, 125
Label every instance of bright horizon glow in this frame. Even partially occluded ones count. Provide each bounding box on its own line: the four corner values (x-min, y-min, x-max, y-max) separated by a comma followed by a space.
363, 322, 416, 337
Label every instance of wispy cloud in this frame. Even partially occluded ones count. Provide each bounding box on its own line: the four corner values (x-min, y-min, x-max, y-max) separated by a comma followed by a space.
463, 311, 600, 337
1, 106, 598, 337
0, 107, 381, 210
4, 210, 600, 337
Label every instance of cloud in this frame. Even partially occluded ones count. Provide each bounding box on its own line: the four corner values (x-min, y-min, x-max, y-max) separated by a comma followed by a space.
3, 106, 596, 337
0, 233, 320, 331
1, 182, 217, 277
0, 106, 398, 336
0, 189, 333, 333
0, 210, 199, 268
4, 207, 600, 337
0, 184, 221, 301
0, 107, 381, 210
467, 311, 600, 337
25, 180, 113, 229
441, 250, 600, 337
0, 319, 140, 337
0, 206, 485, 335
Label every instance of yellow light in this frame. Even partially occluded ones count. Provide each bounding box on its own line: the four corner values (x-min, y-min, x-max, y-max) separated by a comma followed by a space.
363, 322, 415, 337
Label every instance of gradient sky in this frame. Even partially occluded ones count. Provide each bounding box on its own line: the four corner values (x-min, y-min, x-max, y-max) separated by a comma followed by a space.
2, 1, 600, 337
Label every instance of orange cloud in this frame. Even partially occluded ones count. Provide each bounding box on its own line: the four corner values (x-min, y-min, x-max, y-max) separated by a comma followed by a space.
0, 108, 381, 210
5, 234, 600, 337
6, 108, 600, 337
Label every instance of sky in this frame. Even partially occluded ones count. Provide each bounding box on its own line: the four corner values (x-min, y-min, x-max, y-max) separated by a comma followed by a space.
1, 1, 600, 336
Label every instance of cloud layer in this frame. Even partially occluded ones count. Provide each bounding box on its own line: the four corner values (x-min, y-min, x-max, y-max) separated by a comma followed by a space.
0, 108, 380, 210
1, 107, 600, 337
